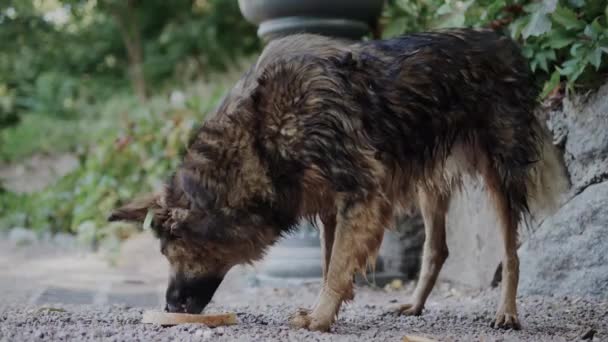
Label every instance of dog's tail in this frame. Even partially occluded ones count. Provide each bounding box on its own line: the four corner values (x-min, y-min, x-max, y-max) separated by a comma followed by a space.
525, 121, 570, 223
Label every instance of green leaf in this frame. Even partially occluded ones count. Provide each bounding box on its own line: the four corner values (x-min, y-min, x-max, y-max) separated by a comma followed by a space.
436, 3, 453, 15
523, 12, 552, 38
509, 16, 530, 40
524, 0, 557, 13
559, 59, 588, 84
540, 70, 561, 98
531, 59, 539, 72
535, 50, 557, 72
523, 2, 543, 13
485, 0, 506, 18
541, 0, 558, 13
552, 6, 585, 30
522, 45, 535, 58
583, 18, 603, 40
545, 29, 576, 49
570, 42, 585, 56
588, 47, 603, 69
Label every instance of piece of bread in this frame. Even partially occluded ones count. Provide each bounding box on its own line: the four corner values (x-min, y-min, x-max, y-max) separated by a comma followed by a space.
141, 310, 237, 327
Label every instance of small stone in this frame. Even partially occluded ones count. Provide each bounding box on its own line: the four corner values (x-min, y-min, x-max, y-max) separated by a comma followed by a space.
202, 329, 214, 340
581, 328, 597, 340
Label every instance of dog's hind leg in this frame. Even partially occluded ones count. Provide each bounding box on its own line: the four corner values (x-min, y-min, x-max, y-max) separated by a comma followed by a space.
396, 187, 449, 316
289, 193, 390, 332
483, 164, 522, 330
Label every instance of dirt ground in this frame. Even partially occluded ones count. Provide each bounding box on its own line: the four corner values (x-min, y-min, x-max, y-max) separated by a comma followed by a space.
1, 234, 605, 341
1, 282, 605, 342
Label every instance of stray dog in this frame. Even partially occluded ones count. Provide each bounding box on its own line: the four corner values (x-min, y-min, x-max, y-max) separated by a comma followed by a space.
109, 28, 567, 332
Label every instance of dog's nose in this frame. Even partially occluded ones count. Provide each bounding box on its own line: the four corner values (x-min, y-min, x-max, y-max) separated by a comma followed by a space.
164, 302, 185, 313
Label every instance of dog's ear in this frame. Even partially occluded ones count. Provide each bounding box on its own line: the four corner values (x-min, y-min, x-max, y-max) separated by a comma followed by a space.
108, 192, 162, 223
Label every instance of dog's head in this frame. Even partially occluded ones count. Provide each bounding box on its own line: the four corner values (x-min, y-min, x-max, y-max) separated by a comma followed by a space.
109, 160, 279, 314
107, 106, 280, 313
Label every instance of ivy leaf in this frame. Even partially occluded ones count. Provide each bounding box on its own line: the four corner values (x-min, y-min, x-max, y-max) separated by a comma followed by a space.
583, 18, 603, 40
509, 16, 530, 40
523, 2, 543, 13
552, 6, 585, 30
524, 0, 557, 13
540, 70, 562, 98
545, 29, 576, 49
531, 59, 539, 72
522, 44, 535, 58
588, 47, 603, 69
570, 42, 585, 56
523, 12, 552, 38
559, 58, 588, 84
485, 0, 506, 19
437, 3, 453, 15
534, 49, 557, 72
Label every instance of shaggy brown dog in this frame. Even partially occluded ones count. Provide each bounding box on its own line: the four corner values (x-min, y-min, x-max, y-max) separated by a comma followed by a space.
109, 28, 567, 332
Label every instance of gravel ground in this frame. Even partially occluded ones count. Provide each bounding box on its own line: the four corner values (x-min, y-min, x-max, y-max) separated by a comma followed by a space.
1, 284, 605, 342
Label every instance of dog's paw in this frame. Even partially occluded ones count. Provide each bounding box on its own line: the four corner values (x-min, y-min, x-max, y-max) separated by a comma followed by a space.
288, 308, 331, 332
289, 309, 311, 330
308, 316, 332, 332
385, 303, 423, 316
492, 310, 521, 330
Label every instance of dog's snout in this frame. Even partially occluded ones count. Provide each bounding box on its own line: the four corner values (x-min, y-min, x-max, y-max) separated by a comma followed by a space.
164, 302, 185, 313
164, 273, 225, 314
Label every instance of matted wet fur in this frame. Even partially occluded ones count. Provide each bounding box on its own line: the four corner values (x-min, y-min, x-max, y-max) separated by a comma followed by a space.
109, 28, 568, 332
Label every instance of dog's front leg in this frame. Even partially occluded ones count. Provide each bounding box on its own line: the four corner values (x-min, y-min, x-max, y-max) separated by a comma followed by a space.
290, 194, 390, 332
294, 212, 338, 318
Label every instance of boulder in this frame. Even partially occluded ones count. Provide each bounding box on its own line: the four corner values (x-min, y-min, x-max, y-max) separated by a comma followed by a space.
548, 83, 608, 193
519, 181, 608, 298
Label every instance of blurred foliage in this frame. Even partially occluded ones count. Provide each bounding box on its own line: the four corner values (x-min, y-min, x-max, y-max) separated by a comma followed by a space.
1, 0, 607, 248
380, 0, 608, 97
0, 0, 259, 128
0, 81, 229, 242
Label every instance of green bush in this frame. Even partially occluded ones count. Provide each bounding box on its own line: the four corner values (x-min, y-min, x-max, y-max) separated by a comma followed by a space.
0, 0, 259, 128
381, 0, 608, 97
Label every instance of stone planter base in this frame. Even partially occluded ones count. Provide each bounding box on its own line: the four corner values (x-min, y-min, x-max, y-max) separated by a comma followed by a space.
238, 0, 384, 41
256, 17, 370, 42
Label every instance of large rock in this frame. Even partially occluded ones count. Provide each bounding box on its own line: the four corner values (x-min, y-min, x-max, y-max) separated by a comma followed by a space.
519, 181, 608, 298
548, 83, 608, 193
